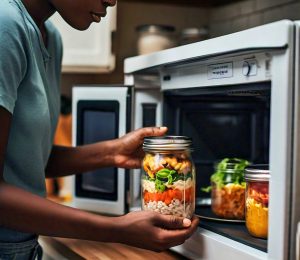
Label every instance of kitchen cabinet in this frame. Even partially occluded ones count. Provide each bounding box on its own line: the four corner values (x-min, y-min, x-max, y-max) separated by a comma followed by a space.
121, 0, 246, 7
50, 8, 116, 73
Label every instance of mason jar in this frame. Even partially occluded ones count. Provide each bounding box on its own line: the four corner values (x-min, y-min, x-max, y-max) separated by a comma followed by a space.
245, 165, 270, 239
141, 136, 195, 219
211, 158, 249, 220
136, 24, 176, 55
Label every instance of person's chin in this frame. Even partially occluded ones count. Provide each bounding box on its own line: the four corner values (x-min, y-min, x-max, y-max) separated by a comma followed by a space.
74, 22, 92, 31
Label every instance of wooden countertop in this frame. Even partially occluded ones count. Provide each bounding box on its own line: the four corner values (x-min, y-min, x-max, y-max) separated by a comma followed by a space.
40, 236, 188, 260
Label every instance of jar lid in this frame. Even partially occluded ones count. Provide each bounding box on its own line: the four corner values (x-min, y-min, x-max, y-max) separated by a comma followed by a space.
143, 136, 192, 151
136, 24, 175, 34
244, 164, 270, 181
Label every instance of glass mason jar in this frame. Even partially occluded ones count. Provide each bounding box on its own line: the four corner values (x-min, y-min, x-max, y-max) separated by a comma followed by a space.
211, 158, 249, 220
141, 136, 195, 219
136, 24, 176, 55
245, 165, 270, 239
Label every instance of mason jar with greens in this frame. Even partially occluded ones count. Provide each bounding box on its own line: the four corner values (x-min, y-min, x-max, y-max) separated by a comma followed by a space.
141, 136, 195, 219
210, 158, 249, 220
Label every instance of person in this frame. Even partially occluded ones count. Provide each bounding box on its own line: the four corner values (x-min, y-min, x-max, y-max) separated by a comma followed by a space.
0, 0, 199, 259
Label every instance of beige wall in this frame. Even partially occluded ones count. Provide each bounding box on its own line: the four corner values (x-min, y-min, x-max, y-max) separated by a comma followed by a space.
209, 0, 300, 37
61, 2, 209, 97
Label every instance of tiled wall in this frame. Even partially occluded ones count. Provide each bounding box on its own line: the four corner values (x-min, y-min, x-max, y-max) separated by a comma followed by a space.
209, 0, 300, 37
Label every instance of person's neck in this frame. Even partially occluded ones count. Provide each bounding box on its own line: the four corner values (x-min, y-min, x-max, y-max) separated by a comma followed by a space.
21, 0, 56, 44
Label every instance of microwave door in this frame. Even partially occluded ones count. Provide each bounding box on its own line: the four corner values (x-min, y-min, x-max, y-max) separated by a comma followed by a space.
130, 89, 162, 210
72, 86, 131, 215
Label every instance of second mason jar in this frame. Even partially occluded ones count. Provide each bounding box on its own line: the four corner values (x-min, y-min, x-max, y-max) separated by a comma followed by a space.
245, 165, 270, 239
211, 158, 249, 220
141, 136, 195, 219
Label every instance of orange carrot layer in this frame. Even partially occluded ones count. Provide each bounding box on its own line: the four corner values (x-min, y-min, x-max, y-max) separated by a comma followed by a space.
143, 187, 194, 205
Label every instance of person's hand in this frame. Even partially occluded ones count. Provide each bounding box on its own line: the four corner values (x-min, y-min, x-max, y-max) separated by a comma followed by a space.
114, 211, 199, 252
112, 127, 168, 168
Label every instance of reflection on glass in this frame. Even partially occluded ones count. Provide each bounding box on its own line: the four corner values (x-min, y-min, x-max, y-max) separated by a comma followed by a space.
82, 110, 116, 194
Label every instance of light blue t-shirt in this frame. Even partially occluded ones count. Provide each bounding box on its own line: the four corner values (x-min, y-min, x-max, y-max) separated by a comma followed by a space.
0, 0, 62, 242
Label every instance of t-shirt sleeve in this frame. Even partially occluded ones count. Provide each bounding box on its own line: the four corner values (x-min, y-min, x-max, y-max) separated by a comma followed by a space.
0, 15, 27, 114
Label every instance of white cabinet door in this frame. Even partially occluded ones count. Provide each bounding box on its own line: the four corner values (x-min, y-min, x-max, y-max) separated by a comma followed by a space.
50, 8, 116, 73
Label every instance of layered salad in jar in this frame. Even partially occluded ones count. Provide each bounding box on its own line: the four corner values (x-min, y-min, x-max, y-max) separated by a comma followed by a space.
142, 152, 195, 219
246, 170, 269, 238
203, 158, 249, 220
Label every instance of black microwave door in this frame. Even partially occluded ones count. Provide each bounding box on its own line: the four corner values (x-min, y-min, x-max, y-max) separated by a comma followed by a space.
76, 100, 119, 201
73, 86, 131, 215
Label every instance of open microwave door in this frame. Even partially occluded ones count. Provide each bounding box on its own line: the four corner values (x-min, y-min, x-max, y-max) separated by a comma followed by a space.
72, 86, 131, 215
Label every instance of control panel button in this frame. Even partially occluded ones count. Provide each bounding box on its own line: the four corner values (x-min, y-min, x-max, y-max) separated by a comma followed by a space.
242, 60, 257, 76
242, 61, 251, 76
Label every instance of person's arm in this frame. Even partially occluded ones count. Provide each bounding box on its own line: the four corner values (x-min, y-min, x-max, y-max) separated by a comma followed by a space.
0, 107, 114, 241
0, 109, 199, 251
45, 127, 168, 178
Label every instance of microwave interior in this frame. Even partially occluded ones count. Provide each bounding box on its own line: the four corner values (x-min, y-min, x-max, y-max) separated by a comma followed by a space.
163, 82, 270, 252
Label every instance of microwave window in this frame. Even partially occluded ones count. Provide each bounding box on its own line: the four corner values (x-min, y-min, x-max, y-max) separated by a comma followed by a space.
82, 110, 116, 194
76, 99, 119, 201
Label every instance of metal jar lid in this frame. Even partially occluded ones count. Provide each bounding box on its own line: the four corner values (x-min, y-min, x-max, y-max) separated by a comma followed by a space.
143, 136, 192, 151
136, 24, 175, 34
244, 164, 270, 181
181, 27, 208, 38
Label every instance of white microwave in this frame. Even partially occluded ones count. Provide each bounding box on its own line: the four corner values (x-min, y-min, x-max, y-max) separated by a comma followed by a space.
72, 85, 162, 215
72, 20, 300, 259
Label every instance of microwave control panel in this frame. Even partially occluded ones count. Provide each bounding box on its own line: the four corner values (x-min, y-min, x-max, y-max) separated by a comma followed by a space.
160, 52, 272, 91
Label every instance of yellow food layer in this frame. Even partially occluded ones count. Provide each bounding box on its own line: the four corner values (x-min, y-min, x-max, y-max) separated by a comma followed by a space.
143, 153, 192, 176
246, 198, 268, 239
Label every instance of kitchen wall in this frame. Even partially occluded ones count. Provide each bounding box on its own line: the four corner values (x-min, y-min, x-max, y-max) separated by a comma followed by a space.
61, 0, 300, 96
61, 1, 209, 97
209, 0, 300, 37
